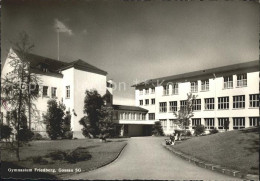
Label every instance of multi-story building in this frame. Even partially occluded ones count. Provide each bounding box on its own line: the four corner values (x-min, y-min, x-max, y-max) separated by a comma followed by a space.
133, 60, 259, 135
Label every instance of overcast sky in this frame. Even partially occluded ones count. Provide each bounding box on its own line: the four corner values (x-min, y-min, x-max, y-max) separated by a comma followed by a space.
2, 0, 259, 105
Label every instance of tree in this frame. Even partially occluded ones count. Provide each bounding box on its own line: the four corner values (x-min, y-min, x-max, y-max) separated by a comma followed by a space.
1, 31, 40, 160
194, 124, 206, 136
173, 93, 197, 133
79, 90, 104, 138
0, 124, 13, 142
43, 99, 65, 140
152, 121, 164, 136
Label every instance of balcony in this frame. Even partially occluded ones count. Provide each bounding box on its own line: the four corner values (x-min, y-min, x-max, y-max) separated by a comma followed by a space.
237, 80, 247, 87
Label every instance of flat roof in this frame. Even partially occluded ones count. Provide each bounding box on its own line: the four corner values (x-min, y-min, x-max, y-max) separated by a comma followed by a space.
112, 104, 148, 112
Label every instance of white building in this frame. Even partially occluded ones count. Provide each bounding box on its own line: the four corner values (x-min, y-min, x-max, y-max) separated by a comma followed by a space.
133, 60, 259, 135
1, 48, 112, 138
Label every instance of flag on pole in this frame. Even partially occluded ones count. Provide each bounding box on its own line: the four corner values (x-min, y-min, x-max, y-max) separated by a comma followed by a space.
54, 19, 73, 35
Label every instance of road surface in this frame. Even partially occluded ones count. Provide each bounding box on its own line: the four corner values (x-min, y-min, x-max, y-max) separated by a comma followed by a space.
69, 137, 241, 180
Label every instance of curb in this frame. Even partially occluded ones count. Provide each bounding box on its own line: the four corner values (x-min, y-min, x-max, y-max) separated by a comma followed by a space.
162, 142, 259, 180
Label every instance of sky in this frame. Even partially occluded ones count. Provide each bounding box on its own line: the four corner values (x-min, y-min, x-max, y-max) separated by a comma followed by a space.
2, 0, 259, 105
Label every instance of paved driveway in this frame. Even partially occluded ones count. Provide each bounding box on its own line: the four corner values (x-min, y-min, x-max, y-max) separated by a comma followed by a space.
69, 137, 241, 180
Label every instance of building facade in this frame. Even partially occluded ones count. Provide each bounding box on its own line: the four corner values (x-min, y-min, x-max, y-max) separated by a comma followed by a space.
133, 60, 259, 135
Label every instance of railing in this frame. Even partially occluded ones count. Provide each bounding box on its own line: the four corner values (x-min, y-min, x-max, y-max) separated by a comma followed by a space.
237, 79, 247, 87
223, 81, 233, 89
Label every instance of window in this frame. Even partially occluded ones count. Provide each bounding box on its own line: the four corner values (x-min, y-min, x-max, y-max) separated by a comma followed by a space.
233, 95, 245, 109
151, 87, 155, 94
172, 83, 178, 95
169, 101, 177, 112
163, 85, 170, 95
139, 90, 143, 95
160, 119, 167, 129
43, 86, 48, 96
233, 117, 245, 129
201, 79, 209, 91
136, 113, 140, 120
192, 118, 201, 129
237, 73, 247, 87
191, 81, 198, 93
145, 99, 149, 105
145, 88, 149, 95
169, 119, 177, 129
192, 99, 201, 111
205, 118, 215, 129
30, 84, 39, 95
142, 113, 146, 120
125, 112, 129, 119
130, 113, 135, 120
205, 98, 214, 110
149, 113, 155, 120
180, 100, 187, 110
223, 76, 233, 89
249, 117, 260, 127
218, 118, 229, 130
51, 87, 57, 98
139, 100, 143, 106
159, 102, 167, 112
66, 86, 70, 98
218, 97, 229, 109
249, 94, 259, 108
151, 99, 155, 105
120, 113, 124, 120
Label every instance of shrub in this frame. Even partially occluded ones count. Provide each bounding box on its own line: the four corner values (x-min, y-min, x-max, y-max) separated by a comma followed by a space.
32, 156, 48, 165
63, 131, 73, 139
184, 130, 192, 137
209, 128, 219, 134
194, 125, 206, 136
65, 147, 92, 163
152, 121, 164, 136
32, 132, 43, 140
16, 128, 34, 142
0, 124, 13, 141
46, 150, 67, 160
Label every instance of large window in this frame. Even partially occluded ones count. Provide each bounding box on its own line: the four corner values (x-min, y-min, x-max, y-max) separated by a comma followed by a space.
205, 98, 214, 110
145, 99, 149, 105
159, 102, 167, 112
160, 119, 167, 129
139, 100, 143, 106
151, 98, 155, 105
192, 99, 201, 111
66, 86, 70, 99
249, 94, 259, 108
218, 97, 229, 109
237, 73, 247, 87
192, 118, 201, 129
205, 118, 215, 129
191, 81, 198, 93
136, 113, 140, 120
142, 113, 146, 120
218, 118, 229, 130
120, 113, 124, 120
201, 79, 209, 91
51, 87, 57, 98
125, 112, 129, 119
163, 85, 170, 95
233, 95, 245, 109
43, 86, 48, 96
130, 113, 135, 120
223, 76, 233, 89
180, 100, 187, 110
172, 83, 178, 95
145, 88, 149, 95
149, 113, 155, 120
233, 117, 245, 130
169, 119, 177, 129
249, 117, 260, 127
169, 101, 177, 112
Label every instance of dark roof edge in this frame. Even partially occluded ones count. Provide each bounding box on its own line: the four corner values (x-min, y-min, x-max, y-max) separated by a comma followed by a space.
112, 104, 148, 112
58, 64, 107, 76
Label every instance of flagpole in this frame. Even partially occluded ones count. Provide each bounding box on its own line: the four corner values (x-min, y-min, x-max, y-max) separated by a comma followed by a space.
57, 28, 60, 60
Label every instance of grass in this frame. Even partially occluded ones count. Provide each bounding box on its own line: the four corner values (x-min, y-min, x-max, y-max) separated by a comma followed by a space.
1, 138, 128, 179
172, 127, 259, 175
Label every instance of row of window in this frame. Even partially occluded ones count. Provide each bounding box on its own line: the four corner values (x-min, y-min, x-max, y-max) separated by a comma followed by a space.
138, 73, 248, 96
139, 98, 155, 106
119, 112, 146, 120
159, 117, 259, 130
41, 85, 71, 99
157, 94, 259, 112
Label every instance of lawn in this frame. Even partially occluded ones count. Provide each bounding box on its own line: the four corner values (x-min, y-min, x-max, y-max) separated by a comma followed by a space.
172, 127, 259, 175
1, 138, 128, 179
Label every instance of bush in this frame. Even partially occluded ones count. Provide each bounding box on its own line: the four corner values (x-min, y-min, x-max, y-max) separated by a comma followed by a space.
32, 132, 43, 140
65, 147, 92, 163
184, 130, 192, 137
209, 128, 219, 134
16, 128, 34, 142
46, 150, 67, 160
63, 131, 73, 139
152, 121, 164, 136
0, 124, 13, 141
194, 125, 206, 136
32, 156, 48, 165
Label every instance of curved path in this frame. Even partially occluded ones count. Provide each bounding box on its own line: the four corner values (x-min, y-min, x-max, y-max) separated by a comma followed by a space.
69, 137, 241, 180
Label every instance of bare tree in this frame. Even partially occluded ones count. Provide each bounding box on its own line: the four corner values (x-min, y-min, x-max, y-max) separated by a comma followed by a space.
1, 31, 40, 160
